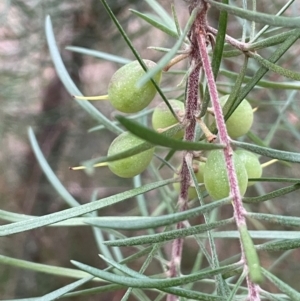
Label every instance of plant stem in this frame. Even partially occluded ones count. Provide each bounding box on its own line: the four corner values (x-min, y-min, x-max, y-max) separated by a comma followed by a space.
195, 1, 261, 300
197, 32, 246, 225
167, 5, 204, 300
169, 2, 262, 300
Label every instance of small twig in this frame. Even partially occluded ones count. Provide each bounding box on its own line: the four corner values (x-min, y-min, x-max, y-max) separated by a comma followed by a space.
207, 25, 249, 52
196, 118, 217, 142
163, 53, 190, 71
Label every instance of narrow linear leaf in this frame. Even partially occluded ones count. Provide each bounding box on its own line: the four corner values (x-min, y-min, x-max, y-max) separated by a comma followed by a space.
86, 197, 231, 230
144, 0, 176, 29
158, 149, 177, 170
221, 266, 243, 280
1, 297, 52, 301
67, 279, 224, 301
212, 57, 248, 130
99, 255, 224, 301
247, 212, 300, 228
29, 127, 80, 208
130, 10, 178, 38
243, 183, 300, 204
71, 260, 241, 289
82, 139, 154, 170
147, 46, 173, 53
222, 49, 242, 58
251, 292, 282, 301
257, 239, 300, 252
83, 123, 185, 170
226, 28, 300, 117
160, 287, 225, 301
206, 0, 300, 28
38, 276, 93, 301
0, 208, 210, 228
0, 178, 174, 236
171, 3, 182, 36
138, 7, 199, 87
231, 140, 300, 163
239, 225, 263, 284
226, 270, 247, 301
0, 254, 94, 280
187, 231, 300, 240
66, 46, 131, 64
0, 210, 101, 227
251, 0, 295, 43
221, 69, 300, 90
0, 209, 35, 223
65, 283, 124, 298
116, 115, 225, 151
154, 152, 176, 172
262, 268, 300, 301
246, 131, 269, 147
200, 0, 228, 118
118, 244, 157, 301
248, 177, 300, 183
0, 209, 132, 227
211, 0, 227, 77
45, 16, 122, 135
246, 30, 294, 51
187, 155, 230, 297
103, 218, 234, 246
250, 52, 300, 81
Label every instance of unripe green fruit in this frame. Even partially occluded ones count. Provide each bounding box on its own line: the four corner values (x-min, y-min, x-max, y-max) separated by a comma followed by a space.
108, 60, 162, 113
235, 149, 262, 186
220, 95, 254, 139
204, 150, 248, 200
152, 99, 185, 139
173, 161, 205, 200
107, 132, 155, 178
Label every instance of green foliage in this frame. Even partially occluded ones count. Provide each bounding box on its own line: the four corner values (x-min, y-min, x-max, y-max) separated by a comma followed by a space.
1, 0, 300, 300
117, 115, 224, 151
239, 225, 263, 284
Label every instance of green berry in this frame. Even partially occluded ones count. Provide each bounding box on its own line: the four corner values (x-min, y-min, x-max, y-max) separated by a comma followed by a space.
107, 132, 155, 178
152, 99, 185, 139
204, 150, 248, 200
173, 161, 205, 200
235, 150, 262, 186
220, 95, 254, 139
107, 60, 162, 113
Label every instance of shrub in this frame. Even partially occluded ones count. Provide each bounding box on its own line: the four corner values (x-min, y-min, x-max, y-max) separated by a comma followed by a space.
3, 1, 300, 300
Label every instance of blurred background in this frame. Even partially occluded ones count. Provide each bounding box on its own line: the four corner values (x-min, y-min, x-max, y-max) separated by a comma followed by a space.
0, 0, 300, 299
